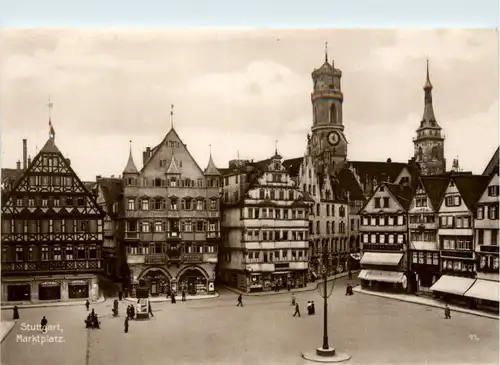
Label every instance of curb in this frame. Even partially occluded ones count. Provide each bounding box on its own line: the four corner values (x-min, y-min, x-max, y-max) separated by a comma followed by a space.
219, 271, 359, 297
1, 321, 16, 343
1, 295, 106, 310
353, 287, 499, 320
124, 292, 220, 303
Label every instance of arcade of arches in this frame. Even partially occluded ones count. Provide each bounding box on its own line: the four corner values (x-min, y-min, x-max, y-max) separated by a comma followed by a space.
135, 266, 211, 297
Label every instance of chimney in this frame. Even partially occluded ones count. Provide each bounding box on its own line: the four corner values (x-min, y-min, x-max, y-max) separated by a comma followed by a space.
16, 160, 21, 170
23, 139, 27, 170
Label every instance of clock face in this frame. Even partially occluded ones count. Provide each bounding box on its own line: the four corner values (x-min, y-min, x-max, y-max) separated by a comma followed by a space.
328, 131, 340, 146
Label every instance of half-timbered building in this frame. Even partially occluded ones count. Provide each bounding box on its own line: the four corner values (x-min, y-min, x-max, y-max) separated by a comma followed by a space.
1, 133, 105, 303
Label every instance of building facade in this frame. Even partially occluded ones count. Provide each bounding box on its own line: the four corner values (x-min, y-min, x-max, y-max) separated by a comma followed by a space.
1, 133, 104, 303
219, 152, 313, 292
299, 154, 350, 279
359, 182, 413, 292
122, 127, 221, 297
407, 177, 448, 293
413, 61, 446, 176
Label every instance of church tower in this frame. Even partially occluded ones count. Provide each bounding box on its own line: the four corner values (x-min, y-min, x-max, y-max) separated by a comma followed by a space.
308, 43, 348, 176
413, 60, 446, 175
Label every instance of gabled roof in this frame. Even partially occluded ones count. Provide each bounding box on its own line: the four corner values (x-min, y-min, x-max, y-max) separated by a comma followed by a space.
204, 155, 220, 176
283, 157, 303, 178
385, 183, 414, 211
420, 176, 449, 210
40, 136, 61, 154
483, 146, 499, 177
348, 160, 410, 185
337, 168, 365, 201
453, 175, 490, 210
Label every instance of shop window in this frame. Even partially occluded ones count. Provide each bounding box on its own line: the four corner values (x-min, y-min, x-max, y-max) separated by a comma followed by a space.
77, 246, 86, 259
53, 247, 62, 260
15, 247, 23, 261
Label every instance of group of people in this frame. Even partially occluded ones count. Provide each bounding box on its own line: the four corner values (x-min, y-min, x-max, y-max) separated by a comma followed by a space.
167, 290, 187, 303
85, 309, 100, 329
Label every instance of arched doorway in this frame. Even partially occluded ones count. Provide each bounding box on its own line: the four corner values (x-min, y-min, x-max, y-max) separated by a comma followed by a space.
139, 269, 171, 296
178, 267, 208, 295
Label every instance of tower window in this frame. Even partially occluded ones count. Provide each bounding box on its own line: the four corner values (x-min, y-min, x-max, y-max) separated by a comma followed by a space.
417, 147, 423, 161
431, 146, 438, 159
330, 104, 337, 124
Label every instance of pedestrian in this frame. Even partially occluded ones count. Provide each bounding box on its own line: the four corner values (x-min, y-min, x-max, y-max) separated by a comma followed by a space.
307, 301, 312, 315
130, 305, 135, 319
291, 293, 296, 306
85, 300, 90, 311
13, 306, 19, 320
348, 270, 352, 280
345, 284, 351, 296
118, 290, 123, 301
85, 314, 92, 328
148, 302, 154, 317
311, 301, 316, 315
444, 305, 451, 319
182, 290, 186, 302
171, 293, 176, 304
124, 317, 129, 333
236, 294, 243, 307
41, 316, 48, 332
293, 302, 300, 317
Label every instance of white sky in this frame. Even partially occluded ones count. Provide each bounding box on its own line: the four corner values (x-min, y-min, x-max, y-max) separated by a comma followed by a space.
1, 28, 498, 181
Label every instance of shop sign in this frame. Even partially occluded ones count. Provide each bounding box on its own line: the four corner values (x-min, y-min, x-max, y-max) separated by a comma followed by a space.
40, 282, 59, 287
71, 280, 88, 285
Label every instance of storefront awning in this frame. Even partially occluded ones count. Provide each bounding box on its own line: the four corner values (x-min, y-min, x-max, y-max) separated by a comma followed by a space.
360, 252, 403, 266
358, 270, 404, 283
350, 253, 361, 260
464, 279, 499, 302
430, 275, 475, 296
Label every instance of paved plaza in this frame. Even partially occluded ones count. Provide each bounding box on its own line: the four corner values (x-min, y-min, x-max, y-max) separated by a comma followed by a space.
1, 276, 498, 365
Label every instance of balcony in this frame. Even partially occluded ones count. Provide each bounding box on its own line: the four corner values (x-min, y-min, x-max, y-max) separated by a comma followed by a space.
206, 232, 221, 240
145, 254, 168, 265
479, 245, 499, 253
2, 259, 102, 274
125, 231, 139, 240
208, 211, 220, 218
166, 232, 182, 241
362, 244, 404, 252
182, 253, 203, 263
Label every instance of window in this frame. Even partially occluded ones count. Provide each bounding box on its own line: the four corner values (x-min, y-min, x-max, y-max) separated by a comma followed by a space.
445, 195, 461, 207
289, 191, 294, 200
383, 197, 389, 208
370, 217, 376, 226
397, 234, 404, 244
374, 198, 381, 208
66, 246, 73, 260
412, 252, 418, 263
418, 252, 424, 264
53, 247, 62, 260
196, 199, 204, 211
477, 207, 484, 220
128, 198, 135, 210
183, 221, 193, 232
77, 246, 86, 259
489, 206, 498, 220
488, 185, 499, 197
316, 221, 320, 234
397, 216, 404, 225
326, 205, 330, 216
196, 221, 204, 232
388, 216, 394, 225
41, 247, 49, 260
492, 230, 499, 246
388, 234, 394, 244
15, 247, 23, 261
326, 222, 330, 234
141, 199, 150, 210
209, 199, 217, 210
155, 222, 163, 232
259, 189, 265, 199
170, 198, 178, 210
141, 222, 150, 232
316, 204, 320, 216
370, 234, 376, 244
362, 217, 369, 226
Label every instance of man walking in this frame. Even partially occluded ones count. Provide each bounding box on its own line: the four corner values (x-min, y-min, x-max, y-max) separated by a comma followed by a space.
41, 316, 48, 333
444, 304, 451, 319
293, 302, 300, 317
348, 270, 353, 280
124, 317, 129, 333
236, 294, 243, 307
85, 300, 90, 311
182, 290, 186, 302
148, 302, 154, 318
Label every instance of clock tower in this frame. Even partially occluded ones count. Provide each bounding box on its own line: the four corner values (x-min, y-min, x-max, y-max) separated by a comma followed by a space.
308, 44, 348, 176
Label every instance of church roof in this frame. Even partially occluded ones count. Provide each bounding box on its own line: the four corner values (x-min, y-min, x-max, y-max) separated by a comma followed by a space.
166, 155, 181, 174
123, 148, 139, 174
204, 154, 220, 176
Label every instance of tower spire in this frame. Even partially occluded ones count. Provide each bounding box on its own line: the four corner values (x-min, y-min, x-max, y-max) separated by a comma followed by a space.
422, 59, 436, 123
275, 140, 278, 155
47, 96, 55, 139
170, 104, 174, 129
123, 140, 139, 174
424, 58, 433, 90
325, 41, 328, 63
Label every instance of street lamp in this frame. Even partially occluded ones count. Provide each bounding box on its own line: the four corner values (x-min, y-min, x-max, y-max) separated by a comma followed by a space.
301, 241, 351, 363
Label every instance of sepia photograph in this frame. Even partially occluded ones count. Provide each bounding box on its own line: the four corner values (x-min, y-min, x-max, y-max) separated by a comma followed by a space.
0, 24, 498, 365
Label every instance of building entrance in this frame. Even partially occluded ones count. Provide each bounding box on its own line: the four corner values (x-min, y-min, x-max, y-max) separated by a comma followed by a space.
7, 284, 31, 301
142, 270, 170, 296
178, 268, 208, 295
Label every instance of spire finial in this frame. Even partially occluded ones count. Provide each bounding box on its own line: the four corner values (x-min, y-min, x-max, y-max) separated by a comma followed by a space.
325, 41, 328, 62
209, 144, 212, 155
424, 58, 432, 90
170, 104, 174, 129
129, 140, 132, 152
47, 96, 55, 139
275, 140, 278, 155
47, 95, 53, 120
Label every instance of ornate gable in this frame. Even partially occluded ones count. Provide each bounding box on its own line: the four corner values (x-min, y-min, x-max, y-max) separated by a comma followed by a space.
141, 128, 205, 179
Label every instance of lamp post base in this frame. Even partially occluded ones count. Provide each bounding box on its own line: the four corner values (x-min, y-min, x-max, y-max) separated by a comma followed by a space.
301, 348, 351, 363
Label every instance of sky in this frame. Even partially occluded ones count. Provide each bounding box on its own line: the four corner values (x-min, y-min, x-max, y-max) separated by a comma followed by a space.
1, 28, 498, 181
